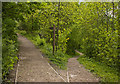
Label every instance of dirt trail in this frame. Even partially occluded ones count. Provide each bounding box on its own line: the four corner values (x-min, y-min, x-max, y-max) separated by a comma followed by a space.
13, 34, 99, 82
67, 56, 99, 82
16, 34, 64, 82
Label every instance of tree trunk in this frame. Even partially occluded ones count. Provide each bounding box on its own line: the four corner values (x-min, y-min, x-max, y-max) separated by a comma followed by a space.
56, 1, 60, 51
53, 24, 55, 55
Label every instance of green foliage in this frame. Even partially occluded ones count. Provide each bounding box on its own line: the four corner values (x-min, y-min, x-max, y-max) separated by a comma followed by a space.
36, 38, 46, 47
2, 39, 18, 79
78, 56, 118, 82
16, 2, 77, 69
18, 2, 79, 53
2, 18, 17, 41
67, 2, 119, 67
42, 45, 69, 69
50, 49, 69, 69
66, 25, 82, 55
2, 18, 18, 80
2, 3, 19, 80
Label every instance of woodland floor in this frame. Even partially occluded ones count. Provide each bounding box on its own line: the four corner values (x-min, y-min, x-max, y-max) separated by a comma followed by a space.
9, 34, 100, 82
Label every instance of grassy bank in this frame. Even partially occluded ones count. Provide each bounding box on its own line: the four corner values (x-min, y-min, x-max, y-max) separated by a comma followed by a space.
77, 55, 119, 82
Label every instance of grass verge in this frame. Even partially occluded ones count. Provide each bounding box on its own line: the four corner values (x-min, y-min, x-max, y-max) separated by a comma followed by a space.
77, 56, 119, 82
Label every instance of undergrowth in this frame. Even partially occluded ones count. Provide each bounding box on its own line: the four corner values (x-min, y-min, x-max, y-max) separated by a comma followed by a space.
77, 55, 119, 82
2, 18, 19, 81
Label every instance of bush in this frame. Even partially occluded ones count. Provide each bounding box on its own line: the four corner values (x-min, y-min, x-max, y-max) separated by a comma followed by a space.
2, 18, 18, 80
2, 39, 18, 79
37, 38, 46, 47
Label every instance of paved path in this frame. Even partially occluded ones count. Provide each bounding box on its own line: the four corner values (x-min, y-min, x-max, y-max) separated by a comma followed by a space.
16, 34, 64, 82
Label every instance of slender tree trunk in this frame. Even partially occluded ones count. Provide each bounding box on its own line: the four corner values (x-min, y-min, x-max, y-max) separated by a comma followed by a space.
106, 2, 108, 32
32, 14, 33, 33
96, 3, 99, 30
118, 2, 120, 80
56, 1, 60, 51
101, 2, 104, 27
53, 24, 55, 55
112, 2, 114, 31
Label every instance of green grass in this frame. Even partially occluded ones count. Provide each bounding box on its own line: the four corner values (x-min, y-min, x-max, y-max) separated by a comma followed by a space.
77, 56, 119, 82
39, 42, 70, 70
